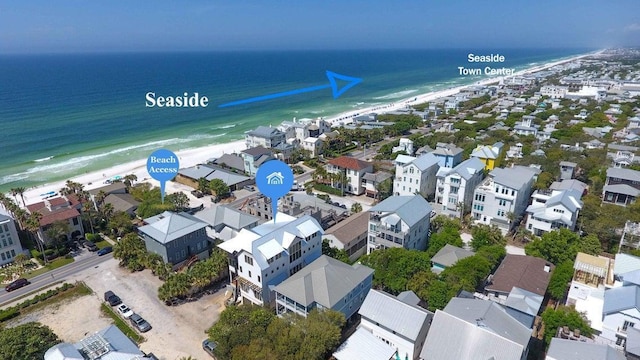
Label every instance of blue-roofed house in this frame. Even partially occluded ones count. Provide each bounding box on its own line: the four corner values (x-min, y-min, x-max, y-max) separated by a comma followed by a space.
601, 283, 640, 348
245, 126, 286, 149
359, 289, 433, 360
138, 211, 211, 269
546, 338, 625, 360
393, 153, 440, 199
367, 196, 432, 254
430, 143, 463, 169
436, 157, 486, 218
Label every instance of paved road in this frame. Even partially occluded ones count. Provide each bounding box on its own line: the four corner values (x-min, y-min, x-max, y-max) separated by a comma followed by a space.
0, 252, 113, 306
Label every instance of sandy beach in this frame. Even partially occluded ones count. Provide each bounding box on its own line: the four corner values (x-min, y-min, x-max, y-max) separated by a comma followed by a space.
11, 52, 593, 208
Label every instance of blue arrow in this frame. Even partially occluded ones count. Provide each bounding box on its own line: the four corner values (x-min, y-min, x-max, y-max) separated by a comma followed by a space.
218, 70, 362, 108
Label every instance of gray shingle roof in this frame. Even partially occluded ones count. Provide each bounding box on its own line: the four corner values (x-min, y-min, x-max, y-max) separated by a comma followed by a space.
246, 126, 284, 138
324, 212, 369, 246
603, 284, 640, 314
431, 143, 463, 156
606, 167, 640, 181
178, 164, 216, 180
421, 298, 531, 360
369, 196, 432, 228
431, 244, 475, 267
490, 166, 539, 190
603, 184, 640, 197
205, 168, 250, 186
359, 289, 432, 342
139, 211, 208, 244
104, 193, 140, 213
273, 255, 373, 308
362, 172, 393, 183
546, 338, 625, 360
214, 154, 245, 171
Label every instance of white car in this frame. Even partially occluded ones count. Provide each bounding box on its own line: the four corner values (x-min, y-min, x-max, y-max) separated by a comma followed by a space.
117, 303, 134, 318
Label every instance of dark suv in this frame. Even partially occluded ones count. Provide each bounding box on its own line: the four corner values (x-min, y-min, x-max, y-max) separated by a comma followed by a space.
104, 290, 122, 306
5, 278, 29, 292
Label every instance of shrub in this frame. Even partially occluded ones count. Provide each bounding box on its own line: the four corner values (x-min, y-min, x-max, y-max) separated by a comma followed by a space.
0, 309, 19, 322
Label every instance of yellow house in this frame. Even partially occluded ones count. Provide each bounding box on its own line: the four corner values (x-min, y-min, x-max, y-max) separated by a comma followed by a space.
470, 142, 504, 170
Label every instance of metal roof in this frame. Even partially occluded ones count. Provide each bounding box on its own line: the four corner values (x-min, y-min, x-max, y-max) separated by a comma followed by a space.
194, 205, 259, 232
359, 289, 432, 342
545, 189, 583, 213
614, 253, 640, 275
246, 126, 284, 138
504, 287, 544, 317
273, 255, 373, 308
603, 184, 640, 197
606, 167, 640, 181
410, 153, 440, 172
369, 195, 432, 228
451, 158, 485, 181
333, 327, 396, 360
603, 284, 640, 314
489, 166, 538, 191
546, 338, 625, 360
139, 211, 208, 244
421, 299, 531, 360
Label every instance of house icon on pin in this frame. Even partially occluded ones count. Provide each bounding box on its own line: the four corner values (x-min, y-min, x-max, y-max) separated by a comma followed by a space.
266, 171, 284, 185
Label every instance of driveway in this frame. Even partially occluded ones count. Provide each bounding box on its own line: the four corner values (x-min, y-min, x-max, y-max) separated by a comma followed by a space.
66, 258, 227, 359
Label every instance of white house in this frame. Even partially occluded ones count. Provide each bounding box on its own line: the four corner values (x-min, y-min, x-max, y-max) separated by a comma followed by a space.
602, 283, 640, 348
513, 117, 538, 137
301, 137, 323, 158
393, 138, 414, 155
359, 289, 433, 360
566, 252, 612, 333
0, 213, 24, 266
393, 153, 440, 198
326, 156, 374, 195
471, 166, 539, 234
245, 126, 286, 149
218, 214, 323, 306
436, 157, 486, 218
367, 196, 432, 254
541, 85, 568, 99
525, 187, 583, 236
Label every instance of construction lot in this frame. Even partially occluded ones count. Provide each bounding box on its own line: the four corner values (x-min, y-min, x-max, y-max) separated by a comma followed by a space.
8, 258, 227, 360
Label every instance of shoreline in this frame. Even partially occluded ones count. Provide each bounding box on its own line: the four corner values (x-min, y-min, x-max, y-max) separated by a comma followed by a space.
11, 50, 596, 207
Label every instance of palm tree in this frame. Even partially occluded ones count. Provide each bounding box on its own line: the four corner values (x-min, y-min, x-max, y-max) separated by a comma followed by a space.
9, 188, 19, 204
95, 190, 107, 208
26, 213, 47, 265
82, 202, 95, 234
124, 174, 138, 188
45, 220, 71, 251
13, 187, 26, 206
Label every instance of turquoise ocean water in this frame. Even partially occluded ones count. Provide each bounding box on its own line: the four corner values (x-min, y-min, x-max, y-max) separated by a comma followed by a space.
0, 49, 590, 192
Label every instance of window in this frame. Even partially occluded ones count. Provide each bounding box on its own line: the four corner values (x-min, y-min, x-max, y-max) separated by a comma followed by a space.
10, 250, 15, 257
258, 275, 261, 282
474, 193, 485, 202
623, 321, 635, 331
248, 270, 252, 278
244, 255, 254, 265
497, 210, 505, 217
72, 217, 78, 226
451, 178, 460, 184
290, 241, 302, 263
498, 199, 507, 206
450, 186, 459, 195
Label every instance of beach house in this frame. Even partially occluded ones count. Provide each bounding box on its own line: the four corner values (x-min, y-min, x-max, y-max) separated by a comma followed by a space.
138, 211, 210, 269
436, 157, 486, 218
0, 213, 24, 266
240, 146, 274, 176
430, 143, 463, 168
245, 126, 286, 149
324, 211, 369, 262
326, 156, 373, 195
26, 195, 85, 245
367, 196, 432, 253
470, 142, 504, 171
393, 153, 440, 199
218, 214, 323, 306
602, 167, 640, 206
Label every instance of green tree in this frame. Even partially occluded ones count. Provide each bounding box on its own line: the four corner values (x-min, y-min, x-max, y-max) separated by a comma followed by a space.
547, 260, 574, 301
541, 306, 593, 346
45, 220, 71, 249
167, 191, 190, 210
0, 322, 60, 360
113, 233, 147, 271
359, 247, 432, 294
425, 225, 463, 258
525, 228, 601, 265
350, 202, 362, 213
470, 224, 505, 251
107, 211, 134, 238
321, 239, 351, 264
209, 179, 230, 198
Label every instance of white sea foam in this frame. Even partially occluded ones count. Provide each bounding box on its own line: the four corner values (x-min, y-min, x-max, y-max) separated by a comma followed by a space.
372, 89, 418, 100
33, 156, 54, 162
215, 124, 238, 129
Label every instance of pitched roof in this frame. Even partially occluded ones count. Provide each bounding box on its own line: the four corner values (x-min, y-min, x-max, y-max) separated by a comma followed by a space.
627, 327, 640, 357
410, 153, 440, 171
614, 253, 640, 276
214, 154, 245, 171
504, 287, 544, 317
333, 327, 396, 360
421, 298, 531, 360
246, 125, 283, 138
369, 196, 432, 228
328, 156, 373, 171
324, 212, 369, 245
397, 290, 421, 306
603, 184, 640, 197
485, 255, 554, 296
194, 205, 260, 231
273, 255, 373, 308
362, 172, 392, 183
139, 211, 208, 244
27, 195, 81, 226
431, 244, 475, 267
359, 289, 433, 342
603, 284, 640, 314
546, 338, 625, 360
241, 146, 272, 157
431, 143, 463, 156
88, 182, 127, 196
104, 193, 140, 213
606, 167, 640, 181
450, 157, 485, 181
471, 144, 500, 159
490, 166, 538, 190
550, 179, 587, 193
546, 189, 583, 213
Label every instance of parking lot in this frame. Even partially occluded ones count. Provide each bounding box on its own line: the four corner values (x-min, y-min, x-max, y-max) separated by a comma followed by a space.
34, 258, 227, 359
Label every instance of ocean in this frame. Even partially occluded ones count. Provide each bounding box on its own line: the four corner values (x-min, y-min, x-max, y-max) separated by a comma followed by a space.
0, 48, 589, 192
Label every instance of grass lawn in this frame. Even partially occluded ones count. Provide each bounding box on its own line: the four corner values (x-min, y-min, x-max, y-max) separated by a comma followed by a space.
95, 240, 111, 249
24, 257, 75, 279
100, 303, 145, 344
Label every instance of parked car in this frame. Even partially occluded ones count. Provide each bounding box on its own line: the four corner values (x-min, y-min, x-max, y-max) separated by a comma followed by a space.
129, 313, 152, 332
86, 242, 99, 252
5, 278, 30, 292
97, 246, 113, 256
243, 185, 255, 191
202, 339, 217, 358
116, 303, 134, 318
104, 290, 122, 306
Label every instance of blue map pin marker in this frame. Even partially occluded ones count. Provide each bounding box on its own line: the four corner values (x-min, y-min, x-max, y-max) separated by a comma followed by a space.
147, 149, 180, 203
255, 160, 294, 222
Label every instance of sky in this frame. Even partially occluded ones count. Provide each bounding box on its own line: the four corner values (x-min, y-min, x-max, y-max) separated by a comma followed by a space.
0, 0, 639, 53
